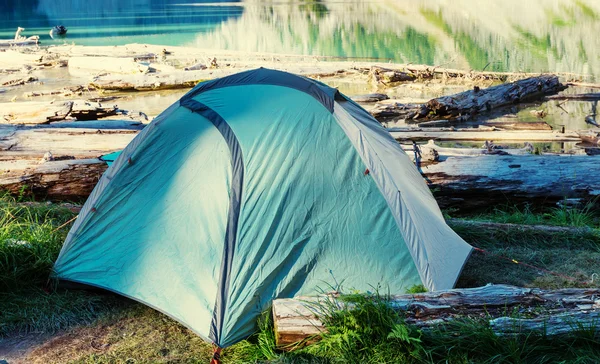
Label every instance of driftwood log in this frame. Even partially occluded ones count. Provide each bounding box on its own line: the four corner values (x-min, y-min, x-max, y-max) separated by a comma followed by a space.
401, 140, 534, 161
579, 131, 600, 146
422, 155, 600, 210
69, 56, 150, 74
1, 75, 38, 87
0, 126, 137, 157
351, 93, 389, 103
90, 70, 207, 91
369, 67, 415, 85
0, 100, 147, 124
389, 128, 580, 142
0, 128, 597, 207
546, 93, 600, 101
482, 121, 552, 131
372, 75, 566, 124
273, 284, 600, 348
0, 158, 107, 200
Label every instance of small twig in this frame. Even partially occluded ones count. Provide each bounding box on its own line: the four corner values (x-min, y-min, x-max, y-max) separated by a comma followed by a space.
53, 215, 78, 232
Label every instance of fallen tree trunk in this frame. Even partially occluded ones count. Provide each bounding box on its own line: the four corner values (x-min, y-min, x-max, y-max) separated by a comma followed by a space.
69, 56, 150, 74
273, 284, 600, 347
482, 121, 552, 131
0, 126, 137, 156
578, 131, 599, 146
401, 140, 533, 161
372, 75, 566, 124
90, 70, 208, 91
390, 128, 580, 142
0, 100, 147, 124
0, 74, 37, 87
422, 155, 600, 210
546, 93, 600, 101
351, 93, 389, 103
369, 66, 416, 85
490, 312, 600, 336
1, 130, 595, 208
0, 158, 108, 200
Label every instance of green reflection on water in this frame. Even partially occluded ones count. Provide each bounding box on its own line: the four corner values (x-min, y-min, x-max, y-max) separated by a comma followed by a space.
1, 0, 599, 78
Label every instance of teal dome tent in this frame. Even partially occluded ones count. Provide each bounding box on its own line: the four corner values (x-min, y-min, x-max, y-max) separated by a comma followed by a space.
53, 68, 473, 348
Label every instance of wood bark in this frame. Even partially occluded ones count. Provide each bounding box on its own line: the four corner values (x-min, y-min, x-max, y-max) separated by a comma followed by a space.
546, 93, 600, 101
0, 100, 147, 124
369, 66, 416, 85
389, 128, 580, 142
351, 93, 389, 103
371, 75, 566, 124
578, 131, 600, 146
400, 140, 534, 162
68, 56, 150, 74
273, 285, 600, 347
0, 123, 137, 199
1, 129, 596, 208
1, 75, 37, 87
0, 126, 137, 157
421, 155, 600, 210
0, 37, 39, 47
90, 71, 207, 91
482, 121, 552, 131
490, 312, 600, 336
0, 158, 108, 200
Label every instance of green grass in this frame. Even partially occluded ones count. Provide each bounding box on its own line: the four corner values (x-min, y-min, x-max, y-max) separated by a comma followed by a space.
462, 203, 599, 228
0, 196, 124, 339
447, 203, 600, 289
0, 197, 75, 292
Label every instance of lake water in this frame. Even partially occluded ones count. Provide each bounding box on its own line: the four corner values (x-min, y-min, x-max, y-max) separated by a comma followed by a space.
1, 0, 600, 79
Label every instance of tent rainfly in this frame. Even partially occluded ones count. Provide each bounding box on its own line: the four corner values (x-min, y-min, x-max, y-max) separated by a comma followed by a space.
53, 68, 473, 350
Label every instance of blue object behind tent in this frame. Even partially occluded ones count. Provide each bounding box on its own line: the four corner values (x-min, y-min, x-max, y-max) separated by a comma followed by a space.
53, 69, 472, 348
99, 151, 122, 166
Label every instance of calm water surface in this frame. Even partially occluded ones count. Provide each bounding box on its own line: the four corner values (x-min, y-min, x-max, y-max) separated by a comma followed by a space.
1, 0, 600, 79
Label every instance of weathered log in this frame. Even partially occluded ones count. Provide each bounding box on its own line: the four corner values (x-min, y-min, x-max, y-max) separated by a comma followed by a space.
351, 93, 389, 103
90, 70, 207, 91
0, 36, 39, 47
0, 158, 108, 200
273, 285, 600, 347
401, 140, 533, 161
490, 312, 600, 336
1, 101, 73, 124
415, 118, 551, 130
0, 127, 137, 157
369, 66, 415, 85
68, 56, 150, 74
483, 121, 552, 131
22, 85, 93, 98
566, 82, 600, 89
578, 131, 599, 146
422, 155, 600, 210
372, 75, 566, 124
546, 93, 600, 101
0, 50, 43, 68
389, 128, 580, 142
0, 100, 144, 124
0, 75, 38, 87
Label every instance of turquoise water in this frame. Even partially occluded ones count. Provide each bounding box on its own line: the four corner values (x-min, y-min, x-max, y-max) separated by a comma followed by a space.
1, 0, 599, 78
0, 0, 244, 46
